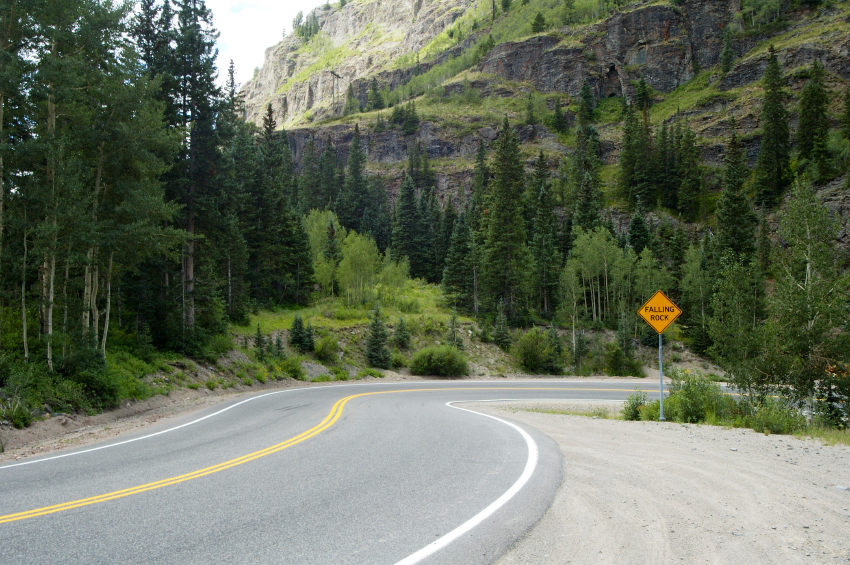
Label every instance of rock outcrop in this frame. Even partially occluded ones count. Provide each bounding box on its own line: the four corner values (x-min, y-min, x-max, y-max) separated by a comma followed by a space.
241, 0, 472, 127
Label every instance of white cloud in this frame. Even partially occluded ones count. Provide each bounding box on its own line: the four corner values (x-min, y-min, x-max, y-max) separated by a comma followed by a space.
205, 0, 326, 87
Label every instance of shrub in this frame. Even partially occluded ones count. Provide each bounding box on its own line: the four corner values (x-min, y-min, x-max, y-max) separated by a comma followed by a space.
356, 368, 384, 379
205, 380, 218, 390
410, 345, 468, 376
514, 327, 550, 373
332, 367, 349, 381
280, 357, 305, 380
748, 398, 806, 435
314, 335, 340, 364
187, 383, 200, 390
668, 371, 729, 423
622, 390, 648, 421
0, 398, 33, 429
59, 347, 120, 409
390, 350, 407, 369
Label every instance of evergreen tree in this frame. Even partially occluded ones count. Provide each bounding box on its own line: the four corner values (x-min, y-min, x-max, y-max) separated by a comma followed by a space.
757, 210, 772, 274
298, 137, 321, 212
315, 138, 338, 210
531, 180, 561, 314
304, 321, 315, 352
531, 12, 546, 33
716, 121, 757, 264
289, 314, 309, 353
573, 330, 588, 371
482, 117, 531, 317
841, 86, 850, 141
796, 60, 830, 181
548, 98, 568, 134
753, 46, 790, 207
336, 123, 368, 230
573, 172, 602, 230
392, 317, 412, 349
493, 298, 511, 350
344, 83, 359, 115
578, 80, 594, 125
361, 176, 393, 252
255, 324, 266, 361
367, 77, 385, 110
635, 77, 651, 110
401, 100, 419, 135
392, 175, 428, 278
677, 126, 702, 220
442, 212, 474, 310
365, 306, 391, 369
435, 196, 457, 277
720, 33, 735, 73
446, 310, 465, 349
628, 211, 650, 255
525, 92, 538, 126
618, 100, 640, 202
656, 122, 676, 210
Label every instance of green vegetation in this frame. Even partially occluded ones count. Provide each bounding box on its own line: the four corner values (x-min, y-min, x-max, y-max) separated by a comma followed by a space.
410, 346, 469, 376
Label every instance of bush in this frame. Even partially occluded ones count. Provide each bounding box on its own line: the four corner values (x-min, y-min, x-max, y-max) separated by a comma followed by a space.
0, 398, 33, 429
410, 345, 468, 376
748, 398, 806, 435
356, 368, 384, 379
514, 327, 550, 373
58, 347, 120, 409
668, 371, 729, 423
280, 357, 305, 380
314, 335, 340, 364
390, 350, 407, 369
622, 390, 648, 421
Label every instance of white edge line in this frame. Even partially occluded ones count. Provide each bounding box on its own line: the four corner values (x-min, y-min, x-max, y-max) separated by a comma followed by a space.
0, 380, 625, 470
392, 400, 539, 565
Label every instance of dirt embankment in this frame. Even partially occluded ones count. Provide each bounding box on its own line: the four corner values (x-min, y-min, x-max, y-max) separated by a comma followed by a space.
474, 403, 850, 565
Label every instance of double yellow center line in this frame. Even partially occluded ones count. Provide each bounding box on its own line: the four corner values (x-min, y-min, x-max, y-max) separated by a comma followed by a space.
0, 386, 637, 524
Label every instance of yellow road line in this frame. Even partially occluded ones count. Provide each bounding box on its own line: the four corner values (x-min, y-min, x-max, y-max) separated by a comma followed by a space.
0, 386, 639, 524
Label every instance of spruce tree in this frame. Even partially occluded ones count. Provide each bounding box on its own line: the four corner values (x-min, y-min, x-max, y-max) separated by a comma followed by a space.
482, 117, 531, 317
304, 322, 315, 352
446, 310, 465, 350
796, 60, 830, 181
435, 196, 457, 277
578, 80, 594, 125
344, 83, 359, 115
493, 298, 511, 350
336, 123, 368, 230
367, 77, 385, 110
525, 92, 538, 126
628, 211, 650, 255
720, 33, 735, 73
442, 212, 474, 310
392, 174, 427, 277
392, 317, 412, 349
677, 126, 702, 221
573, 171, 602, 230
753, 45, 790, 207
365, 306, 391, 369
549, 98, 568, 133
531, 12, 546, 32
289, 314, 308, 353
635, 77, 651, 110
531, 181, 561, 314
255, 324, 266, 361
573, 330, 588, 372
618, 101, 639, 202
757, 210, 772, 275
716, 121, 757, 264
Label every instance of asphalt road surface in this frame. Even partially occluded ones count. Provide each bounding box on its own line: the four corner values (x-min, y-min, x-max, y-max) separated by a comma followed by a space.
1, 380, 656, 564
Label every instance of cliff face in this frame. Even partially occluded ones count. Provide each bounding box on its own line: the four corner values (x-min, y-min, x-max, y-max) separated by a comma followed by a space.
240, 0, 472, 127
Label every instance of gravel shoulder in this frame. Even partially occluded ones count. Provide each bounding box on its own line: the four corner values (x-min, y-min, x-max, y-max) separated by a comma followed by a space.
470, 402, 850, 565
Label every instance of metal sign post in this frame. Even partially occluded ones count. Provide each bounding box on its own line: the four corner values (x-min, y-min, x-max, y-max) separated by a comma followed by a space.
637, 290, 681, 422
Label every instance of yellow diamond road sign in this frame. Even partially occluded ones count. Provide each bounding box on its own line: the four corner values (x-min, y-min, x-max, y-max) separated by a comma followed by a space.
638, 290, 681, 334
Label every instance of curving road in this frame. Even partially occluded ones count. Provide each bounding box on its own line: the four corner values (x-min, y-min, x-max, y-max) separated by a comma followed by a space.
0, 380, 656, 564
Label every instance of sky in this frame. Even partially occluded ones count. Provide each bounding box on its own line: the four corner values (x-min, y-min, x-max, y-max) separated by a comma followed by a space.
206, 0, 325, 87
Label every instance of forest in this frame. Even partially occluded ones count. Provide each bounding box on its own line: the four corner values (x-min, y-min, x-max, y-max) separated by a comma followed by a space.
0, 0, 847, 432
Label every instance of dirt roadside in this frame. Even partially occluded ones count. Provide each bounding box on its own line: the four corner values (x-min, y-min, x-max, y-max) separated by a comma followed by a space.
471, 402, 850, 565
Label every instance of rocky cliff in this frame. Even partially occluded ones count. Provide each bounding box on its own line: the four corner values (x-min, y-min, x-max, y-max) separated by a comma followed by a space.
240, 0, 472, 127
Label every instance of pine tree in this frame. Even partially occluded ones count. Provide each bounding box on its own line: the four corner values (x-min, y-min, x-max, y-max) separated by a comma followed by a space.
336, 123, 368, 230
525, 93, 538, 126
482, 117, 531, 317
573, 330, 588, 372
531, 179, 561, 314
677, 126, 702, 221
578, 80, 594, 125
344, 83, 359, 115
573, 171, 602, 230
365, 306, 391, 369
401, 100, 419, 135
716, 121, 757, 264
796, 60, 830, 181
618, 101, 640, 202
757, 210, 772, 275
753, 45, 790, 207
255, 324, 266, 361
548, 98, 568, 133
720, 33, 735, 73
656, 122, 676, 210
531, 12, 546, 33
435, 196, 457, 277
392, 317, 412, 349
304, 322, 315, 352
635, 77, 651, 110
392, 174, 427, 278
628, 211, 650, 255
298, 137, 321, 213
442, 212, 474, 310
367, 77, 385, 110
446, 310, 465, 350
289, 314, 308, 353
493, 298, 511, 350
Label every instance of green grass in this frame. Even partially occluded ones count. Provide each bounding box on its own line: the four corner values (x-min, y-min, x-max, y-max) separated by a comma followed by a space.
523, 404, 615, 418
796, 427, 850, 447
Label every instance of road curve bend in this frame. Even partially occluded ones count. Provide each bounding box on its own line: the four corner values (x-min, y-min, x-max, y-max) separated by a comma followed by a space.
0, 380, 650, 564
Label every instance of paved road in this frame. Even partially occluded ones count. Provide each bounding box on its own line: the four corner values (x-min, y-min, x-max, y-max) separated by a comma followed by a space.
0, 380, 656, 564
